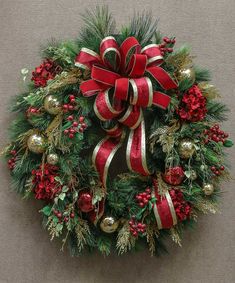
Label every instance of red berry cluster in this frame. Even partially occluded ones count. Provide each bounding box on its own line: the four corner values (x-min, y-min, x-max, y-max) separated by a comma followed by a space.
62, 94, 77, 112
204, 124, 229, 144
8, 150, 17, 170
129, 217, 146, 237
31, 59, 61, 88
63, 115, 87, 138
135, 187, 151, 208
53, 209, 75, 223
159, 36, 176, 55
210, 165, 225, 176
27, 107, 41, 115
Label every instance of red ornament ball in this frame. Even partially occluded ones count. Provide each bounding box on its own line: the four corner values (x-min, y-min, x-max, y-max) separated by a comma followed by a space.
162, 166, 185, 185
77, 191, 94, 212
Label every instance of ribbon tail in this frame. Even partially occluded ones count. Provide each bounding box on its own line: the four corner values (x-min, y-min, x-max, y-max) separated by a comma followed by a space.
92, 135, 124, 188
126, 120, 151, 176
152, 181, 178, 229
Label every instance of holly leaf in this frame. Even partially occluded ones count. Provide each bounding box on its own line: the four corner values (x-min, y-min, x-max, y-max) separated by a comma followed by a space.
184, 170, 191, 178
40, 205, 52, 216
59, 192, 66, 201
223, 139, 233, 147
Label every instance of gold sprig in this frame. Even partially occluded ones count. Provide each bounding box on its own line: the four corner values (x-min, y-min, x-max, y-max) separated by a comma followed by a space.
165, 47, 194, 70
47, 68, 83, 92
146, 223, 159, 256
194, 197, 219, 214
75, 218, 91, 252
170, 227, 182, 247
116, 221, 136, 254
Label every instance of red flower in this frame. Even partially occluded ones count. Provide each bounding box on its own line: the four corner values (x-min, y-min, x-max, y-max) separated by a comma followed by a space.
169, 188, 192, 221
31, 59, 61, 88
32, 163, 62, 200
162, 166, 185, 185
178, 85, 207, 122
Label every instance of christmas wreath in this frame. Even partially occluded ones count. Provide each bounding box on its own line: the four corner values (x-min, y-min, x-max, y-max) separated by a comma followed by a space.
3, 7, 233, 256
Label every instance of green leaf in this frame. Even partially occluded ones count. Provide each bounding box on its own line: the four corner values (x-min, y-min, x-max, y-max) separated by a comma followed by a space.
40, 205, 52, 216
223, 139, 233, 147
59, 192, 66, 200
62, 186, 69, 193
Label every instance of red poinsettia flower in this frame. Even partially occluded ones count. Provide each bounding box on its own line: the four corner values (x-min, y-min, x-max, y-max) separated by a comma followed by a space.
31, 59, 61, 87
32, 163, 62, 200
178, 85, 207, 122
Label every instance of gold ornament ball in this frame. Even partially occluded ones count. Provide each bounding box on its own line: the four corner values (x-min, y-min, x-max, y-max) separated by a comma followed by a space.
177, 67, 195, 82
44, 95, 62, 115
202, 183, 214, 196
100, 216, 119, 233
179, 139, 195, 159
27, 134, 47, 154
47, 153, 59, 165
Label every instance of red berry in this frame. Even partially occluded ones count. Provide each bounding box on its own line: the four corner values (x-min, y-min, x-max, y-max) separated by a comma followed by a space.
57, 212, 62, 218
68, 105, 74, 111
10, 150, 17, 155
69, 128, 75, 134
146, 194, 151, 200
139, 202, 145, 208
211, 166, 216, 171
215, 170, 220, 175
70, 98, 76, 104
163, 36, 170, 43
69, 95, 75, 100
64, 217, 69, 222
132, 231, 138, 237
167, 48, 173, 53
81, 123, 87, 128
220, 165, 225, 170
143, 199, 148, 204
63, 104, 69, 110
69, 133, 74, 139
73, 121, 79, 127
67, 115, 73, 121
70, 212, 75, 218
145, 188, 151, 193
137, 223, 142, 228
79, 128, 84, 133
64, 129, 69, 135
79, 116, 85, 123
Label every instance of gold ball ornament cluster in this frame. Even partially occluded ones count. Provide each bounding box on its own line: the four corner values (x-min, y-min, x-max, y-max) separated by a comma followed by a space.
44, 95, 62, 115
202, 183, 214, 196
100, 216, 120, 233
179, 139, 196, 159
27, 133, 47, 154
177, 66, 195, 83
47, 153, 59, 165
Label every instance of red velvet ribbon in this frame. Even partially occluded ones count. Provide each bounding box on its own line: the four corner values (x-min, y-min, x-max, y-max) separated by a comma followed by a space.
75, 36, 178, 189
152, 179, 177, 229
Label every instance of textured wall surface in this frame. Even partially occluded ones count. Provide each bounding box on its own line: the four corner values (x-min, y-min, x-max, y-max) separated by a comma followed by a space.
0, 1, 235, 282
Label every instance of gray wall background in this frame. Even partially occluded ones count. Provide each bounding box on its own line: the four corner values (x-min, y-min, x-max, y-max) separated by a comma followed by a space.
0, 1, 235, 282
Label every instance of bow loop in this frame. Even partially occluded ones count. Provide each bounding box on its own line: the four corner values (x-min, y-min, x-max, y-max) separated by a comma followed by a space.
75, 48, 101, 70
141, 44, 163, 66
100, 36, 121, 71
127, 54, 147, 77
